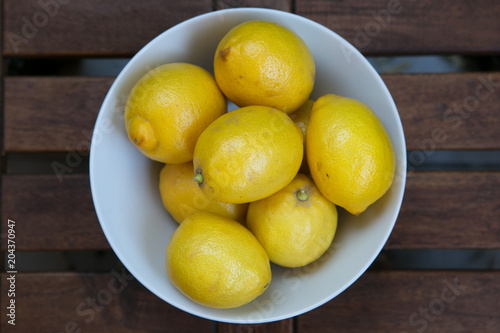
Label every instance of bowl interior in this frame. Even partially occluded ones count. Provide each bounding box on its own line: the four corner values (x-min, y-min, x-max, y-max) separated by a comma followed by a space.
89, 8, 406, 324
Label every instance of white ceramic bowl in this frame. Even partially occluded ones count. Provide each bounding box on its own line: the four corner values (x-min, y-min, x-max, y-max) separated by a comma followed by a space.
90, 8, 406, 324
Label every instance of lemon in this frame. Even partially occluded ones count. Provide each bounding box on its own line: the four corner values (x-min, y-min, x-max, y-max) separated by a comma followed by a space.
307, 94, 395, 215
125, 63, 226, 163
193, 106, 303, 204
289, 99, 314, 174
166, 212, 271, 309
159, 162, 248, 224
246, 173, 337, 268
214, 21, 315, 114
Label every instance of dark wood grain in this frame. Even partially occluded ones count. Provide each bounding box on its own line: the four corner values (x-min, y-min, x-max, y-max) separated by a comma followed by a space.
218, 319, 293, 333
3, 0, 212, 57
4, 73, 500, 153
0, 272, 213, 332
217, 0, 291, 11
296, 0, 500, 55
389, 171, 500, 249
385, 73, 500, 150
2, 271, 498, 332
297, 271, 500, 333
2, 171, 499, 251
4, 76, 114, 152
6, 0, 500, 56
0, 1, 4, 172
1, 174, 109, 251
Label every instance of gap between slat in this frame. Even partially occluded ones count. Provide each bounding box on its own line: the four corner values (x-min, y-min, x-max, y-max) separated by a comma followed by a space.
4, 249, 500, 272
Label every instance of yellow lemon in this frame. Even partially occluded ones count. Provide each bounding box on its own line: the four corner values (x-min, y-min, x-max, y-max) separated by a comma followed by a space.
289, 99, 314, 174
159, 162, 248, 224
214, 21, 315, 114
166, 212, 271, 309
246, 173, 337, 268
193, 106, 303, 204
125, 63, 226, 163
307, 94, 395, 215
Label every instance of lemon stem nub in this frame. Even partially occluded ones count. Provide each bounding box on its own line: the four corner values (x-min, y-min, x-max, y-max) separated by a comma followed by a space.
296, 189, 309, 201
194, 173, 203, 185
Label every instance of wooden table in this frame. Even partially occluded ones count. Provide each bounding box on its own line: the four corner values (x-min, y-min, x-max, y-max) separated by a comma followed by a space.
1, 0, 499, 332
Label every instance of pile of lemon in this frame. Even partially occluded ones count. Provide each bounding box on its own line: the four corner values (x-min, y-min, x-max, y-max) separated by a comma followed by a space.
125, 21, 395, 309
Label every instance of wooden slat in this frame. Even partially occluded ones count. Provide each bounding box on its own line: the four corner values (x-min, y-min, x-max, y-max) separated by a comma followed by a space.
218, 319, 292, 333
217, 0, 291, 11
296, 0, 500, 55
5, 73, 500, 153
3, 0, 212, 57
0, 272, 213, 332
5, 1, 500, 57
388, 171, 500, 249
297, 271, 500, 332
1, 174, 109, 251
4, 77, 113, 152
2, 271, 498, 332
2, 171, 499, 251
385, 73, 500, 150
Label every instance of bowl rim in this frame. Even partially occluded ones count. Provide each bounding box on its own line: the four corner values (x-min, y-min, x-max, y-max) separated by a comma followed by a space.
89, 7, 407, 324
